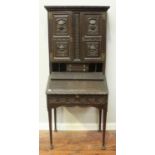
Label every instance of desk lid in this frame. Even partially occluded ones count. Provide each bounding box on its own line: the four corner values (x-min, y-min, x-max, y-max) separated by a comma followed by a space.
47, 73, 108, 95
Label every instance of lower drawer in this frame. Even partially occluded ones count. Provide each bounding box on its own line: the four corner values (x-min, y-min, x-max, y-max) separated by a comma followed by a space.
47, 95, 107, 105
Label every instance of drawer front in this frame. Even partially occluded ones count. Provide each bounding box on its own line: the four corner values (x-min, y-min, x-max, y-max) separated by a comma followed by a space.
66, 64, 89, 72
48, 95, 107, 105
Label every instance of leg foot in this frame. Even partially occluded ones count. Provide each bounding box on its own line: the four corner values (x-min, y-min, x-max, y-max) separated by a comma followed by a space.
48, 108, 53, 150
101, 145, 106, 150
50, 144, 54, 149
102, 108, 107, 149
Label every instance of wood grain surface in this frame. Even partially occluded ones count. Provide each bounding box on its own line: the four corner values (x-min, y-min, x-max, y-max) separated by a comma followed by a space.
39, 130, 116, 155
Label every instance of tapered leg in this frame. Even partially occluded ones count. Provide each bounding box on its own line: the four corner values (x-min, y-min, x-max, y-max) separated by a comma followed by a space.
102, 108, 107, 150
54, 108, 57, 132
99, 108, 102, 132
48, 108, 53, 149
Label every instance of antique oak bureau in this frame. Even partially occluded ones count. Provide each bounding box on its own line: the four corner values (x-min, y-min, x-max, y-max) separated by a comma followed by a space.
45, 6, 110, 149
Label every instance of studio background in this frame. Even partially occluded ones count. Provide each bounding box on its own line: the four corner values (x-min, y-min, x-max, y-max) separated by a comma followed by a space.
39, 0, 116, 130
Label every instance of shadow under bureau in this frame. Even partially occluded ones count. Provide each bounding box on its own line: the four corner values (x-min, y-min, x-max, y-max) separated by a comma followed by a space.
45, 6, 110, 149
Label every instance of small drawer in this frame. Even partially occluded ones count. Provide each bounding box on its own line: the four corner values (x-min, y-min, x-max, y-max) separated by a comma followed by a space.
67, 64, 88, 72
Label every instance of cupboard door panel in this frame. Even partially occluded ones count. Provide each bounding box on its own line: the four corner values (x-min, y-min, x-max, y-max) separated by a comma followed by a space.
80, 12, 106, 62
49, 11, 73, 62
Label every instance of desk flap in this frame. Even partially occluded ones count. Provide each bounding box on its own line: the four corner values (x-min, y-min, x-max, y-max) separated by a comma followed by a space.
47, 79, 108, 95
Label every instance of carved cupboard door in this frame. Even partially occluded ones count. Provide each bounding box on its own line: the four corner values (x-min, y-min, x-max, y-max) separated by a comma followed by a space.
80, 12, 106, 62
49, 11, 73, 62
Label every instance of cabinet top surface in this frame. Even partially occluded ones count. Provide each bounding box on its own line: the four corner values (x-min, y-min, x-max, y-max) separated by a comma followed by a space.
45, 6, 110, 11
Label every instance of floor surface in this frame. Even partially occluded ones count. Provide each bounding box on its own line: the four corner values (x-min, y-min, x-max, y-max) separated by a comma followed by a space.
39, 130, 116, 155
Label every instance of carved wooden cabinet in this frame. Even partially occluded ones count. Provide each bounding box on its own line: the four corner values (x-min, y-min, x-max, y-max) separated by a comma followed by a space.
45, 6, 110, 149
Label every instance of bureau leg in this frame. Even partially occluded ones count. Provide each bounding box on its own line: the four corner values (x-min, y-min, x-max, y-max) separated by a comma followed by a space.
48, 108, 53, 149
99, 108, 102, 132
102, 108, 107, 150
54, 108, 57, 132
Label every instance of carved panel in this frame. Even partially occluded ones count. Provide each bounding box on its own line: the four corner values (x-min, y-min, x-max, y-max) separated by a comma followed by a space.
80, 12, 103, 36
51, 39, 72, 61
52, 12, 72, 36
82, 41, 103, 62
55, 42, 68, 57
86, 42, 100, 57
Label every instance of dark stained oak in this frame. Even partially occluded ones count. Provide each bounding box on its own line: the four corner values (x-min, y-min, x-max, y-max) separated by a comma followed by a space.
44, 6, 110, 149
99, 109, 102, 132
47, 108, 53, 149
54, 108, 57, 132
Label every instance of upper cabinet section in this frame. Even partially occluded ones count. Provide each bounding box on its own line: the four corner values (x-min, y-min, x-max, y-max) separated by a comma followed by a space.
45, 6, 110, 63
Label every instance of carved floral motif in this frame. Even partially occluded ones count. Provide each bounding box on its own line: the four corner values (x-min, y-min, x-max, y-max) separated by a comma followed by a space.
87, 42, 99, 57
56, 18, 67, 33
87, 18, 98, 35
55, 42, 68, 57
